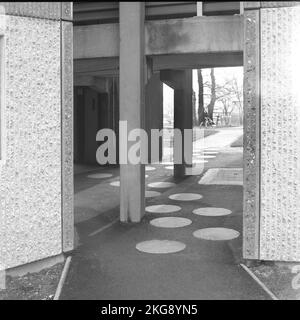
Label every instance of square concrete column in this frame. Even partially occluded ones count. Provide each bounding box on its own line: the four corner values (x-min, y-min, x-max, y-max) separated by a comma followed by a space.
160, 70, 193, 178
119, 2, 145, 222
145, 72, 163, 164
244, 1, 300, 261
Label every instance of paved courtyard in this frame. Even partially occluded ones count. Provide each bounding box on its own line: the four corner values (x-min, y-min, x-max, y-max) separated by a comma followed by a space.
61, 127, 270, 300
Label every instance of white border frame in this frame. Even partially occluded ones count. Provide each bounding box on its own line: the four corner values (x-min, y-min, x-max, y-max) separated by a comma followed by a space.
0, 6, 6, 165
0, 5, 6, 288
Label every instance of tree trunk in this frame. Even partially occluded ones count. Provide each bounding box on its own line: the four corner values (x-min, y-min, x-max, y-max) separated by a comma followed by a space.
207, 68, 216, 121
197, 69, 204, 125
192, 91, 197, 126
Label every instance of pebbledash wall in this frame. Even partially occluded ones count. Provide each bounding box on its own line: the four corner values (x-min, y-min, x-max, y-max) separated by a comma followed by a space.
0, 2, 73, 271
243, 2, 300, 261
1, 1, 300, 272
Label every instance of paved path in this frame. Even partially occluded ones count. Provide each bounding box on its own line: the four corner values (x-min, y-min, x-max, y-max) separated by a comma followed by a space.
198, 127, 242, 149
62, 131, 270, 300
62, 178, 269, 300
162, 127, 243, 163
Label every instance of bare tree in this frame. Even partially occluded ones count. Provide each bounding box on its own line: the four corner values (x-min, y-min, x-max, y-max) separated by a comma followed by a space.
230, 78, 243, 125
219, 97, 234, 126
192, 91, 197, 126
207, 68, 216, 121
216, 78, 243, 126
202, 70, 243, 126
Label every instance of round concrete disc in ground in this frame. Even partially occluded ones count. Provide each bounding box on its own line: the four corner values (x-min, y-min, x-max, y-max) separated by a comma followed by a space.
146, 166, 156, 171
145, 175, 149, 178
110, 181, 120, 187
87, 173, 113, 179
193, 207, 232, 217
169, 193, 203, 201
148, 181, 176, 188
136, 240, 186, 254
146, 204, 181, 213
193, 228, 240, 240
150, 217, 192, 228
145, 191, 161, 198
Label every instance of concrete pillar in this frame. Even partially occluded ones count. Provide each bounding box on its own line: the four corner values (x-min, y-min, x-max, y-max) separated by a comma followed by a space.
119, 2, 145, 222
74, 87, 85, 164
174, 70, 193, 178
145, 72, 163, 163
197, 2, 203, 16
244, 2, 300, 262
113, 77, 120, 164
0, 2, 73, 272
160, 70, 193, 178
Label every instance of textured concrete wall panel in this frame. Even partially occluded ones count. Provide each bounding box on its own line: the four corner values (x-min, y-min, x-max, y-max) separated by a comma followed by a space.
244, 2, 300, 10
243, 10, 260, 259
0, 16, 62, 269
61, 21, 74, 252
261, 2, 300, 9
61, 2, 73, 21
0, 2, 61, 20
260, 7, 300, 261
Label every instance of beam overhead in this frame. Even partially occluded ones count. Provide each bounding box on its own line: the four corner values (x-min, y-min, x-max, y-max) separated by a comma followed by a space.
74, 75, 110, 92
74, 15, 243, 59
74, 51, 243, 79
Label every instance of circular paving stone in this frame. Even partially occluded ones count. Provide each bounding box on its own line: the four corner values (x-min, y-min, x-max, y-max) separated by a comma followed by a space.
145, 175, 149, 178
148, 181, 176, 188
145, 204, 181, 213
110, 181, 120, 187
150, 217, 192, 228
136, 240, 186, 254
146, 166, 156, 171
193, 207, 232, 217
87, 173, 113, 179
169, 193, 203, 201
193, 228, 240, 240
145, 191, 161, 198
